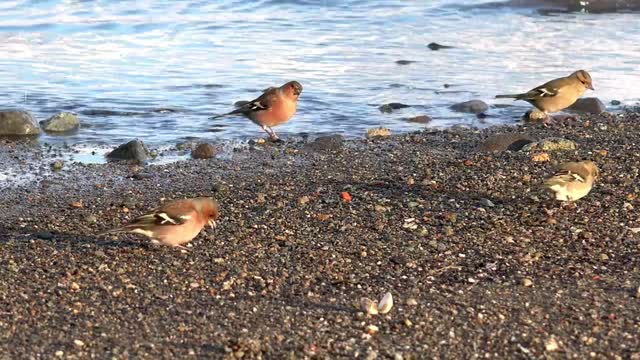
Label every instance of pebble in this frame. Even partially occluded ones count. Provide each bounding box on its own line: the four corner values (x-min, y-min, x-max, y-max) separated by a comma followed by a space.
367, 127, 391, 138
406, 298, 418, 306
545, 337, 559, 352
522, 278, 533, 287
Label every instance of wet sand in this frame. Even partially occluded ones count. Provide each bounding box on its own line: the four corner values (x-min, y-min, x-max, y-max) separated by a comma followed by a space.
1, 111, 639, 358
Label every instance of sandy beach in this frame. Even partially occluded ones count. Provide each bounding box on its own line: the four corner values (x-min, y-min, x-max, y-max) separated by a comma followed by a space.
1, 111, 639, 358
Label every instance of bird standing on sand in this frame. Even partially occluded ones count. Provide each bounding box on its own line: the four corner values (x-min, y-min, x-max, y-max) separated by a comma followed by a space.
544, 161, 599, 202
98, 197, 220, 250
496, 70, 594, 116
210, 81, 303, 141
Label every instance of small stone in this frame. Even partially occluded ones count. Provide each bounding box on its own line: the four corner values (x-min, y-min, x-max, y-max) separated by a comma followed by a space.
450, 100, 488, 114
480, 198, 495, 207
406, 298, 418, 306
531, 152, 550, 162
70, 200, 84, 209
297, 196, 311, 206
51, 160, 64, 171
74, 339, 85, 347
55, 351, 64, 357
191, 143, 218, 159
610, 100, 621, 106
545, 337, 559, 352
522, 278, 533, 287
365, 325, 379, 335
367, 127, 391, 138
600, 253, 609, 261
523, 109, 548, 122
70, 282, 80, 290
85, 215, 97, 224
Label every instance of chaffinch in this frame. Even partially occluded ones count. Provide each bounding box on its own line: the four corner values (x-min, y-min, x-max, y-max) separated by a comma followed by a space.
496, 70, 594, 114
210, 81, 303, 141
99, 197, 220, 250
544, 161, 599, 202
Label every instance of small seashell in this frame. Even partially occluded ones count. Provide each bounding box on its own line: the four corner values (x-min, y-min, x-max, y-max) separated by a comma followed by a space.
377, 292, 393, 314
360, 297, 378, 315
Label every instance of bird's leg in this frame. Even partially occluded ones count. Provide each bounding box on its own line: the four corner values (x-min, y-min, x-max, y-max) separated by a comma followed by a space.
174, 244, 190, 252
260, 125, 277, 140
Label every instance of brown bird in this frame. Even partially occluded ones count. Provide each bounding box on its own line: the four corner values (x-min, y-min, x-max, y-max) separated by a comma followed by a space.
496, 70, 594, 115
544, 161, 599, 202
98, 197, 220, 250
210, 81, 303, 141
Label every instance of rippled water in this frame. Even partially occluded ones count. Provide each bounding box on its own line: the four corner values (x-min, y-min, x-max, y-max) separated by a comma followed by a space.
1, 0, 639, 147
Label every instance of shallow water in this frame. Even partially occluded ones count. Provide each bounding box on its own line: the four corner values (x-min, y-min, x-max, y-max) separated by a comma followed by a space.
0, 0, 639, 148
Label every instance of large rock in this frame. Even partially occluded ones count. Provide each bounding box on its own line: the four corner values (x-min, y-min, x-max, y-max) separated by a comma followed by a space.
191, 143, 218, 159
40, 112, 80, 132
378, 103, 411, 114
0, 110, 41, 135
522, 137, 577, 152
450, 100, 489, 114
304, 135, 345, 152
568, 98, 606, 114
106, 139, 151, 162
479, 133, 534, 152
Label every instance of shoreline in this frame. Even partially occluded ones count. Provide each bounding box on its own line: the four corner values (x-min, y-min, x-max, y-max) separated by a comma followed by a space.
1, 111, 639, 357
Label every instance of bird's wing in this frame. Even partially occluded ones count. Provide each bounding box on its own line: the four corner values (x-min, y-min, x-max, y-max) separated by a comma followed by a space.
210, 87, 279, 119
230, 87, 279, 114
544, 168, 586, 187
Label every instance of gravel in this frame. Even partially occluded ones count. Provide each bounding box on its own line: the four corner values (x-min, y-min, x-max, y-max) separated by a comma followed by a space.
1, 111, 639, 358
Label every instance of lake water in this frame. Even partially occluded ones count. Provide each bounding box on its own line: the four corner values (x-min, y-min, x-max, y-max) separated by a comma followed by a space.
1, 0, 639, 148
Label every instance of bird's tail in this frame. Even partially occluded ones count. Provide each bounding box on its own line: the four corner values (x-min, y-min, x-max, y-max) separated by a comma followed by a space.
495, 94, 523, 99
209, 108, 245, 120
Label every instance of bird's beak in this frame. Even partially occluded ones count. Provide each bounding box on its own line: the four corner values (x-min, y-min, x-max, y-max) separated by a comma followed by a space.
588, 84, 594, 90
208, 219, 217, 229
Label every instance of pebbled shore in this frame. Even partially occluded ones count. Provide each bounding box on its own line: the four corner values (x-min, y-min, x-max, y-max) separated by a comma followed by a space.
1, 111, 639, 359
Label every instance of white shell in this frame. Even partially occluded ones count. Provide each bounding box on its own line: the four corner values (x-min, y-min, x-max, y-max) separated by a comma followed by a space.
360, 298, 378, 315
377, 292, 393, 314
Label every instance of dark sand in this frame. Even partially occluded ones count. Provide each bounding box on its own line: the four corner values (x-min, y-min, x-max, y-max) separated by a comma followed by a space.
1, 112, 639, 359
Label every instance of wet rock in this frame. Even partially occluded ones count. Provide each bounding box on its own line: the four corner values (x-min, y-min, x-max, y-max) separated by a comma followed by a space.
479, 133, 534, 152
521, 137, 577, 152
610, 100, 621, 106
304, 135, 344, 152
191, 143, 218, 159
404, 115, 432, 124
523, 109, 548, 122
427, 42, 454, 50
450, 100, 489, 114
568, 97, 606, 114
39, 112, 80, 132
0, 110, 41, 135
379, 103, 411, 114
567, 0, 640, 12
367, 127, 391, 138
106, 139, 151, 163
395, 60, 415, 65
